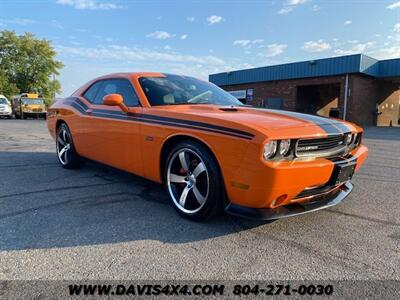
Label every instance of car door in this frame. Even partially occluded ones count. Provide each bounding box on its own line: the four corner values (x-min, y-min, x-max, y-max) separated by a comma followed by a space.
77, 78, 144, 175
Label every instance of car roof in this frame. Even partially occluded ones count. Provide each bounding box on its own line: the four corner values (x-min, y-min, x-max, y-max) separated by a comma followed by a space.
72, 72, 204, 97
93, 72, 166, 80
71, 72, 166, 96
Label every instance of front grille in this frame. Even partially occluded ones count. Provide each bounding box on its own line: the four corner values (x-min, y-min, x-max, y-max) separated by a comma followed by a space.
295, 135, 346, 158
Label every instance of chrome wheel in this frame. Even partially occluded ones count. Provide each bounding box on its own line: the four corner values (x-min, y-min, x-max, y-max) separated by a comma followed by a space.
56, 128, 71, 165
167, 148, 209, 214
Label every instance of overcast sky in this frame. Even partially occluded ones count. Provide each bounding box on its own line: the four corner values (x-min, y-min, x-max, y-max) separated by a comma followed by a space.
1, 0, 399, 97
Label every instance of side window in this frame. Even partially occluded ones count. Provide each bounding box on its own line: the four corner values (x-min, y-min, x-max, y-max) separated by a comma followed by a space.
83, 81, 103, 103
93, 79, 140, 106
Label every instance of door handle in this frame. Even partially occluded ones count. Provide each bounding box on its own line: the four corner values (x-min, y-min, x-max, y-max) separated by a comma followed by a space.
86, 108, 93, 114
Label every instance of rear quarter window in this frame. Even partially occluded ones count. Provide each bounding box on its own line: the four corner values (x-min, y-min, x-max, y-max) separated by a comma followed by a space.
83, 81, 103, 103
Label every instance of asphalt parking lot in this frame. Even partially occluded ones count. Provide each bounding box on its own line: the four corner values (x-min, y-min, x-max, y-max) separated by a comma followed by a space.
0, 119, 399, 280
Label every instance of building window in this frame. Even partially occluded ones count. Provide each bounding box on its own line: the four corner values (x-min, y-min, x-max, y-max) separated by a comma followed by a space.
265, 98, 283, 109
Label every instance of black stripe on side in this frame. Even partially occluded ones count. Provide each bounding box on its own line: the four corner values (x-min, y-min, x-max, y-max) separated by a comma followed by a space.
74, 98, 89, 110
135, 113, 255, 138
91, 110, 253, 140
91, 108, 255, 139
69, 97, 255, 140
73, 100, 88, 113
70, 102, 86, 114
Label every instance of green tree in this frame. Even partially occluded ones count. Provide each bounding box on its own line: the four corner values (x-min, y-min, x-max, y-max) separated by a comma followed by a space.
0, 71, 19, 97
0, 30, 63, 103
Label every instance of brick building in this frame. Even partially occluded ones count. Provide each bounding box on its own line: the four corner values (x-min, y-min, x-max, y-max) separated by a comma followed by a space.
209, 54, 400, 127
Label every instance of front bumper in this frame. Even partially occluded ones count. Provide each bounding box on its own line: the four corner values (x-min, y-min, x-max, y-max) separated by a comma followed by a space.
225, 181, 353, 220
226, 144, 367, 209
0, 111, 12, 116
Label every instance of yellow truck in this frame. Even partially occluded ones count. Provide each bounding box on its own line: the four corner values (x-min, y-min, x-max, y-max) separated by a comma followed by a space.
12, 93, 47, 119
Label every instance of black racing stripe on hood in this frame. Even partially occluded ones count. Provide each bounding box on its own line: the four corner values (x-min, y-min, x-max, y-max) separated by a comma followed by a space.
331, 121, 351, 133
248, 108, 350, 135
296, 110, 351, 133
318, 124, 343, 135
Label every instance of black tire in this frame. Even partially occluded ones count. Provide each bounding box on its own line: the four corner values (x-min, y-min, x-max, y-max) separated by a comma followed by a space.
56, 123, 85, 169
15, 114, 21, 119
22, 113, 27, 119
164, 140, 224, 221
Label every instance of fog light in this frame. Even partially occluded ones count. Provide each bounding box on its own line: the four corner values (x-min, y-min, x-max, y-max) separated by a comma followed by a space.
271, 194, 288, 207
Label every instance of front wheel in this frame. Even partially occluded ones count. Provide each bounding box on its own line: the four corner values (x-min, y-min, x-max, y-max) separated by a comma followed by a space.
164, 141, 224, 221
56, 123, 85, 169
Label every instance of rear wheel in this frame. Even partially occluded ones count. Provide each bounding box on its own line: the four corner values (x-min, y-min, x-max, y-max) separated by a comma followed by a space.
164, 141, 224, 221
56, 123, 85, 169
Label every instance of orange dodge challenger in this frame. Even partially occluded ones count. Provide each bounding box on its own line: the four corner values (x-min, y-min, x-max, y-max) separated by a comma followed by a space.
47, 72, 368, 221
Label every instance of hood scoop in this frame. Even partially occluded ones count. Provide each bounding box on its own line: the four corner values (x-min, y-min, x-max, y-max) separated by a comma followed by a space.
219, 107, 238, 112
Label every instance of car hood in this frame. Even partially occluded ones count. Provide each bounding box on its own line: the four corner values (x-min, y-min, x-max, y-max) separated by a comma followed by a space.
152, 105, 357, 139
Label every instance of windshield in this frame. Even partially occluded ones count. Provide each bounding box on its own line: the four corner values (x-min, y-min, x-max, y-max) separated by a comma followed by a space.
139, 74, 243, 106
21, 98, 44, 105
0, 98, 8, 105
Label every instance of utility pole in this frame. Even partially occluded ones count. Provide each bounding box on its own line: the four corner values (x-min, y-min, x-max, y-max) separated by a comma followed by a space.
343, 74, 349, 120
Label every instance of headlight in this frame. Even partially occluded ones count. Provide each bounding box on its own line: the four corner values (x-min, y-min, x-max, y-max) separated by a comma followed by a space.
279, 139, 291, 156
345, 133, 353, 145
263, 140, 277, 159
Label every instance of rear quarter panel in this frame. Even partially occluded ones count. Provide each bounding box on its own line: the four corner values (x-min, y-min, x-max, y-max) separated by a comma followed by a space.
47, 99, 84, 152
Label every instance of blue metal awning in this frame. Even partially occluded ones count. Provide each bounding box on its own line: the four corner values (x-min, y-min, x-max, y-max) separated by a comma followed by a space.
209, 54, 400, 86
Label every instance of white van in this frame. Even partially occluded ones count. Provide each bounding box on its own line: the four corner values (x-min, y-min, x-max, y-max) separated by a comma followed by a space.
0, 95, 12, 118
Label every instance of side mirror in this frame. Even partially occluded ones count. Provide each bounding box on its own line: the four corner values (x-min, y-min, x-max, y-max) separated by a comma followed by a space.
103, 94, 128, 112
103, 93, 123, 106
